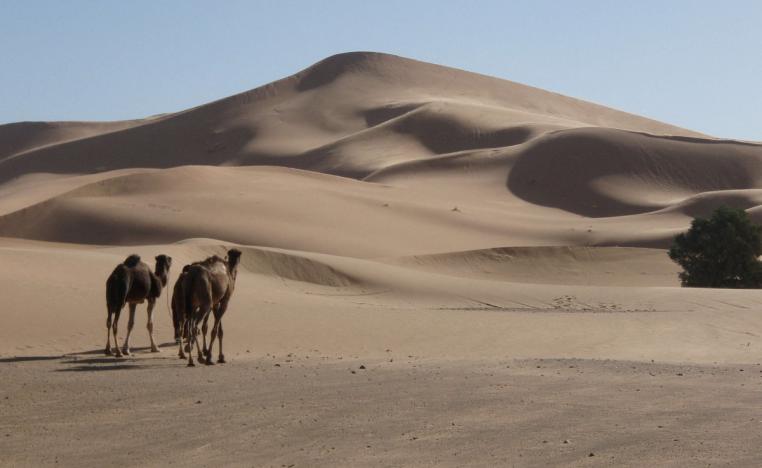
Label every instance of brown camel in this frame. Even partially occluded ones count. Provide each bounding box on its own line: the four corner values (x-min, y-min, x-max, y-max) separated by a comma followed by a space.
171, 265, 191, 344
105, 254, 172, 357
171, 264, 214, 355
180, 248, 242, 367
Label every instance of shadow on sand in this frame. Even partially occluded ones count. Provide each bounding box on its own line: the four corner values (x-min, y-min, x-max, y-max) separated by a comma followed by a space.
0, 355, 63, 363
56, 342, 181, 372
58, 363, 141, 372
1, 342, 181, 372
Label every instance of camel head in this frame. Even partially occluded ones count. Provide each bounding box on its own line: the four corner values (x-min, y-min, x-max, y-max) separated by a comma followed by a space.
154, 254, 172, 285
226, 249, 242, 275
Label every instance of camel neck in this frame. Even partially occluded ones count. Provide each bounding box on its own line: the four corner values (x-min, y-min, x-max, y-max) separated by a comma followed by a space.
227, 261, 238, 280
155, 269, 168, 287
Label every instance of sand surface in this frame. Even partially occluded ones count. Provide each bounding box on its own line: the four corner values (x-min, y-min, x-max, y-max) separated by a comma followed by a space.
2, 52, 762, 466
4, 356, 762, 467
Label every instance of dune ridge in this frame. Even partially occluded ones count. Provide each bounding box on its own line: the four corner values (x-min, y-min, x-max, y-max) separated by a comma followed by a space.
4, 52, 760, 252
0, 51, 720, 184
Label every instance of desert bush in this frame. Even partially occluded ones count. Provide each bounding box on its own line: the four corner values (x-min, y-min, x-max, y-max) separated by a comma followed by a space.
668, 206, 762, 288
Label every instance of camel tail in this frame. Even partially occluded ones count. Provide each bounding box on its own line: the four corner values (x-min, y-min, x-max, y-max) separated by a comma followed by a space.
182, 267, 200, 323
182, 266, 213, 322
106, 265, 130, 312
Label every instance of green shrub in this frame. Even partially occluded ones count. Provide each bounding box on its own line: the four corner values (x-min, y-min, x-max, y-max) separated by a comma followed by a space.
668, 206, 762, 288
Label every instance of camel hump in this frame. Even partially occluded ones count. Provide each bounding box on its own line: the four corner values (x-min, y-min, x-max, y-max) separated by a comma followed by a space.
123, 254, 141, 268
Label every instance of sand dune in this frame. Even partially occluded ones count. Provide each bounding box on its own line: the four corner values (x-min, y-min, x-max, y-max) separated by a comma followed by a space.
3, 236, 762, 365
0, 52, 713, 184
3, 49, 761, 358
3, 51, 762, 466
3, 52, 760, 241
0, 120, 145, 161
508, 127, 762, 217
385, 246, 681, 286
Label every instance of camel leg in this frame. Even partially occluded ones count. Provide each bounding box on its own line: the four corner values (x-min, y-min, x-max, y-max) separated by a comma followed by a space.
112, 308, 123, 358
197, 309, 210, 362
121, 303, 137, 356
205, 316, 219, 365
172, 304, 182, 345
208, 300, 228, 364
146, 299, 160, 352
174, 319, 182, 345
178, 318, 186, 359
217, 321, 225, 364
184, 322, 192, 352
201, 313, 210, 358
105, 309, 114, 355
186, 318, 196, 367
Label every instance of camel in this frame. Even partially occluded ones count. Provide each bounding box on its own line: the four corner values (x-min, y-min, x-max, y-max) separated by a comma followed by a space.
171, 264, 215, 355
105, 254, 172, 357
180, 248, 242, 367
171, 265, 191, 344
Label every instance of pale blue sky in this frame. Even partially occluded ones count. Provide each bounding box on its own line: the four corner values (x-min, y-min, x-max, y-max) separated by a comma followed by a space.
1, 1, 760, 140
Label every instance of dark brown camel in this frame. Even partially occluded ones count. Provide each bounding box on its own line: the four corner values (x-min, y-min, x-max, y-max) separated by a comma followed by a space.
180, 248, 242, 367
105, 254, 172, 357
172, 264, 214, 355
171, 265, 191, 344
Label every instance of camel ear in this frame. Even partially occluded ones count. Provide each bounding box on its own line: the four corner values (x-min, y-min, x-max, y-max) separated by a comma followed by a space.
167, 256, 172, 265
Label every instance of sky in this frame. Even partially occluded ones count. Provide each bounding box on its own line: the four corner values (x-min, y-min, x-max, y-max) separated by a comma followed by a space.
1, 0, 760, 140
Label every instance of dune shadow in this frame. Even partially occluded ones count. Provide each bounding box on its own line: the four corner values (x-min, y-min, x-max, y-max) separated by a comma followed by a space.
505, 127, 761, 218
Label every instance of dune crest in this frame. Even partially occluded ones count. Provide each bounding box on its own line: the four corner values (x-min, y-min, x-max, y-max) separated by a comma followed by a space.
0, 51, 719, 183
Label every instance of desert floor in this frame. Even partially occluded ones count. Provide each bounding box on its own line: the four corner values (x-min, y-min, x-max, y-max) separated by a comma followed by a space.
3, 237, 762, 467
4, 354, 762, 467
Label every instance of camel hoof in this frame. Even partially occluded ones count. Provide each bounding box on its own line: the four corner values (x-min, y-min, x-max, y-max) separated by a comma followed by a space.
121, 349, 131, 356
218, 356, 226, 364
204, 357, 214, 366
187, 361, 195, 367
105, 347, 112, 356
150, 347, 160, 353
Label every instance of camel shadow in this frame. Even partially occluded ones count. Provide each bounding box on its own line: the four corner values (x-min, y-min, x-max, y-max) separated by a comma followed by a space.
69, 341, 177, 357
0, 354, 146, 371
56, 357, 169, 372
1, 342, 181, 371
0, 355, 62, 363
58, 363, 140, 372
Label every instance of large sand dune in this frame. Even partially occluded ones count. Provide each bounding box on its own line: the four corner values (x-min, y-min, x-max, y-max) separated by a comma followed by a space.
3, 52, 762, 466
